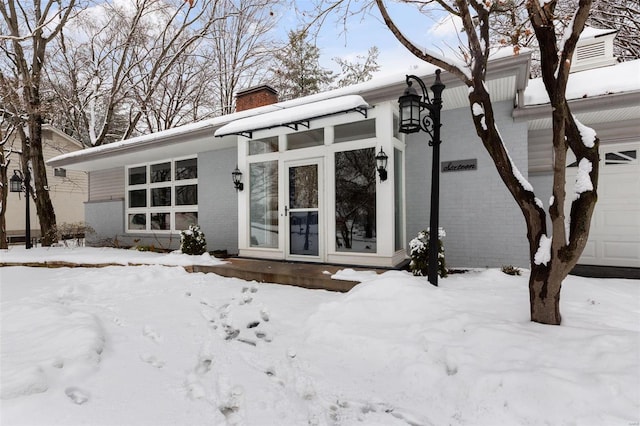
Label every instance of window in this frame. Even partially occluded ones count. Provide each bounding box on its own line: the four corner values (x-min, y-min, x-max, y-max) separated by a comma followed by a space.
605, 150, 637, 165
334, 119, 376, 143
249, 160, 278, 248
249, 137, 279, 155
126, 157, 198, 233
335, 148, 377, 253
54, 168, 67, 177
287, 129, 324, 150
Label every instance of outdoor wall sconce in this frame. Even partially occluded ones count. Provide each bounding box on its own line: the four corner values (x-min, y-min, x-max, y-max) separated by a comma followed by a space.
398, 69, 445, 286
375, 147, 388, 182
9, 169, 32, 249
232, 166, 244, 191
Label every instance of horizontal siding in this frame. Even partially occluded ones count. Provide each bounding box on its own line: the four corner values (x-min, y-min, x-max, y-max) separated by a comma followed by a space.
43, 133, 88, 195
89, 167, 124, 201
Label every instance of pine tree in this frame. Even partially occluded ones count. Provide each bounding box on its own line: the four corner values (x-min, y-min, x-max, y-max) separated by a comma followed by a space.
270, 30, 334, 101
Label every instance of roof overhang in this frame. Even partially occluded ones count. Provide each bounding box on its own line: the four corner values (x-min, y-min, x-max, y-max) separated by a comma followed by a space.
513, 90, 640, 130
47, 122, 230, 171
214, 95, 369, 138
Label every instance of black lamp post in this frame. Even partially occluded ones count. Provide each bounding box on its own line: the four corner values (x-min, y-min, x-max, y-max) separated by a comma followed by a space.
9, 169, 32, 249
398, 69, 445, 286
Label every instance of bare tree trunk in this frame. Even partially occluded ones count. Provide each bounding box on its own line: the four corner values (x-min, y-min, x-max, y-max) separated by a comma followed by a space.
26, 118, 58, 246
372, 0, 598, 325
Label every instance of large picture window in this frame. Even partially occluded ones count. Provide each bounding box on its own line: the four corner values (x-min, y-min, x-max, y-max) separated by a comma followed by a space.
250, 160, 279, 248
335, 148, 377, 253
126, 157, 198, 233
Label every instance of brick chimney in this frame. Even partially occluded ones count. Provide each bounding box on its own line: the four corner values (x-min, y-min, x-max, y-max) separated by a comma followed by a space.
235, 85, 278, 112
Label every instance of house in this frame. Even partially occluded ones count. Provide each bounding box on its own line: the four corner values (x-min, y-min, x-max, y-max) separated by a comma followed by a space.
48, 30, 640, 270
5, 125, 87, 244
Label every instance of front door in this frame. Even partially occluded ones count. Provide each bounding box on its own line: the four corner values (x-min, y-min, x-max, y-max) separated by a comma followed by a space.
285, 159, 323, 260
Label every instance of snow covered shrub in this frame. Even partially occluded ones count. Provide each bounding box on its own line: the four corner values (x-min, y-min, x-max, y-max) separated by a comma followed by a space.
180, 225, 207, 255
409, 228, 447, 278
501, 265, 521, 276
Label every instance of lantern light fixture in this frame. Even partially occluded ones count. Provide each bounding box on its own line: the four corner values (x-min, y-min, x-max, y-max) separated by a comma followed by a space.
375, 147, 388, 182
232, 166, 244, 191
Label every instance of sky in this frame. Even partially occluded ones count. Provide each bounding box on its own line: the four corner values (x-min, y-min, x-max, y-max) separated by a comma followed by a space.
280, 1, 463, 77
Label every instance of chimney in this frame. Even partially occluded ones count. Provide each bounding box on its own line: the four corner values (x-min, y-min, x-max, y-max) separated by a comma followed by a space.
235, 85, 278, 112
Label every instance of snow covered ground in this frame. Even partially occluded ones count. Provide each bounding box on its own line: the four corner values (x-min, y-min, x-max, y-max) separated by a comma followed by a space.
1, 246, 638, 425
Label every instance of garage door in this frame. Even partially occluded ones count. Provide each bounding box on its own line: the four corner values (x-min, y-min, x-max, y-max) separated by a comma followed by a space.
566, 142, 640, 267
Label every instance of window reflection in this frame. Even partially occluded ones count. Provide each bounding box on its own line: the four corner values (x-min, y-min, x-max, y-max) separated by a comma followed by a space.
335, 148, 376, 253
250, 161, 279, 248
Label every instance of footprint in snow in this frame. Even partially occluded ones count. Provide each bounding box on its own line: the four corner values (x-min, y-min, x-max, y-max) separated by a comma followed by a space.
140, 353, 165, 368
65, 387, 90, 405
142, 325, 162, 343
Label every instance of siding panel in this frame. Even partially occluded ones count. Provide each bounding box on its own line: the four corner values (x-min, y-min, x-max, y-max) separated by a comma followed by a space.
89, 167, 124, 201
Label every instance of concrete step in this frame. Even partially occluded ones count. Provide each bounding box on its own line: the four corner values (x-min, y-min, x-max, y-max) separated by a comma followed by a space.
188, 258, 385, 292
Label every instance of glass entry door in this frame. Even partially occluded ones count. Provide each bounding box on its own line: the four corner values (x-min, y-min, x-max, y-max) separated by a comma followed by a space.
286, 160, 322, 259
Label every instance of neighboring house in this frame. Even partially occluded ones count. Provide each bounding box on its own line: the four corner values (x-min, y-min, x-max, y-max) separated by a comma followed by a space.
5, 125, 88, 244
48, 29, 640, 270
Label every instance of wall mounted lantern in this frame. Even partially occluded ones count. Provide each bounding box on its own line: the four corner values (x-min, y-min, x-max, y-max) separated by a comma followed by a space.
9, 169, 32, 249
232, 166, 244, 191
375, 147, 388, 182
398, 69, 445, 286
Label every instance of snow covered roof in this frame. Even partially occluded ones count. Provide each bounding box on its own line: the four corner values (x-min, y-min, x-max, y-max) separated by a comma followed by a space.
48, 51, 531, 171
523, 59, 640, 106
214, 95, 369, 138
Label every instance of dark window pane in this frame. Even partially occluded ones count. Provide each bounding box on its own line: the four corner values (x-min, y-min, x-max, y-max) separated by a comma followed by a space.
128, 213, 146, 230
335, 148, 377, 253
176, 158, 197, 180
129, 166, 146, 185
249, 137, 279, 155
289, 164, 318, 209
334, 119, 376, 143
175, 212, 198, 230
287, 129, 324, 150
150, 213, 170, 230
250, 161, 278, 248
129, 189, 147, 208
151, 187, 171, 206
289, 212, 319, 256
151, 162, 171, 183
176, 185, 197, 205
394, 148, 403, 251
605, 150, 637, 165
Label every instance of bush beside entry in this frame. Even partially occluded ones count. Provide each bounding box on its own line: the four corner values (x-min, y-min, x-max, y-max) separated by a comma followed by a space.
180, 225, 207, 255
410, 228, 447, 278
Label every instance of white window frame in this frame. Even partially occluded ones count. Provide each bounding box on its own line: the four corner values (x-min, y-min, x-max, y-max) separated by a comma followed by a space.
125, 156, 198, 233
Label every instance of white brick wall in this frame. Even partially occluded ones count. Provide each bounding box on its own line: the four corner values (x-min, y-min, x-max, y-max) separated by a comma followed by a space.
406, 100, 530, 268
197, 148, 239, 254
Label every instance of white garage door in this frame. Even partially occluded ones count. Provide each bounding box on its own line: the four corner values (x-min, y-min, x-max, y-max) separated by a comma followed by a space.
566, 143, 640, 267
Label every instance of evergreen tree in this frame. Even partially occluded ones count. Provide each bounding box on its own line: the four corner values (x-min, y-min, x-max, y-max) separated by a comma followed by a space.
334, 46, 380, 87
270, 30, 334, 100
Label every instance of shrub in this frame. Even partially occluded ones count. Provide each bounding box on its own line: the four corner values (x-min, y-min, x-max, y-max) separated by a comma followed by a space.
409, 228, 447, 278
180, 225, 207, 255
501, 265, 522, 276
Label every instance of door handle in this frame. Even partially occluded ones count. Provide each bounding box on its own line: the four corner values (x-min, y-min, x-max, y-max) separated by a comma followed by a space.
284, 206, 288, 216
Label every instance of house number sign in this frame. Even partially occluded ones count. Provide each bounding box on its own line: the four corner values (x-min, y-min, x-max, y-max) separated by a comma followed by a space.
441, 159, 477, 172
